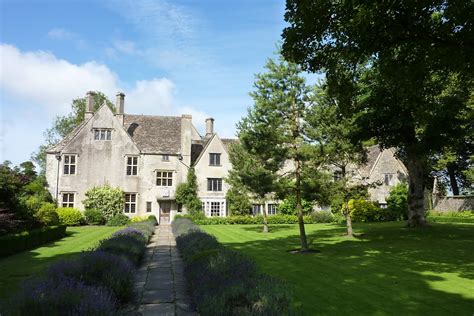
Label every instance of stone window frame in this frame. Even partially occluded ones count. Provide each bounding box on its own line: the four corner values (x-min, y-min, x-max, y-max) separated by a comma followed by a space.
209, 153, 221, 166
156, 171, 173, 187
268, 203, 278, 215
61, 192, 75, 208
202, 199, 226, 217
124, 193, 137, 213
162, 154, 170, 162
384, 173, 394, 186
93, 128, 112, 141
252, 204, 262, 215
126, 156, 138, 176
63, 155, 77, 175
207, 178, 222, 191
146, 201, 152, 213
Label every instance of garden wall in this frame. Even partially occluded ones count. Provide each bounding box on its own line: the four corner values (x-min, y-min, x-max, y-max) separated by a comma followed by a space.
433, 195, 474, 211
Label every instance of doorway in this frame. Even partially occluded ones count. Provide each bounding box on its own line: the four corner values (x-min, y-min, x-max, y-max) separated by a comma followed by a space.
159, 201, 171, 224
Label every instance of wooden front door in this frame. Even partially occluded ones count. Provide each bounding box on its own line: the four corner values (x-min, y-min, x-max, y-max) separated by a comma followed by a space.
160, 201, 171, 224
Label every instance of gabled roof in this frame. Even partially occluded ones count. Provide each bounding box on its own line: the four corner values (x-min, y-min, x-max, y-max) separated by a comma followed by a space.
123, 114, 182, 154
359, 145, 382, 178
190, 134, 238, 166
46, 120, 90, 153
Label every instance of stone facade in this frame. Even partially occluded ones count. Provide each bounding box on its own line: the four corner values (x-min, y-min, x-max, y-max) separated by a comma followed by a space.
46, 92, 409, 222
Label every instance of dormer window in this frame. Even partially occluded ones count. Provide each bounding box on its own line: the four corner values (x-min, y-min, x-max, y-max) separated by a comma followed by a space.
209, 153, 221, 166
94, 129, 111, 140
162, 154, 170, 161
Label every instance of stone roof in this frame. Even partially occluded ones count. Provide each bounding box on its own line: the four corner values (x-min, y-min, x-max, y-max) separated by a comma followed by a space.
221, 138, 238, 150
191, 139, 207, 165
359, 145, 382, 178
124, 115, 182, 154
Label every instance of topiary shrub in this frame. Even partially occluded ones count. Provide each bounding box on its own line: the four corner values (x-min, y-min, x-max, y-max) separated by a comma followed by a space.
57, 207, 84, 226
82, 185, 124, 221
35, 203, 59, 226
106, 213, 130, 226
84, 209, 105, 225
310, 210, 334, 223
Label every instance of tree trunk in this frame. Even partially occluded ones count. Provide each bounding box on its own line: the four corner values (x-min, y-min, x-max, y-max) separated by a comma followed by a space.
262, 200, 269, 233
295, 159, 309, 250
406, 154, 429, 227
344, 200, 353, 237
447, 164, 460, 196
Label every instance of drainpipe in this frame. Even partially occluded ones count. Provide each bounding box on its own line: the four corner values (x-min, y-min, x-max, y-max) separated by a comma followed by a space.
55, 153, 61, 204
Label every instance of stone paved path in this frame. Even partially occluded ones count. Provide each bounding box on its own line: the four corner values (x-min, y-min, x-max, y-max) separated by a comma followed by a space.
131, 224, 196, 316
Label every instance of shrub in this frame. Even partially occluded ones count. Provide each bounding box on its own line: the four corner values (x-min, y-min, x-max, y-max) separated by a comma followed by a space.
84, 209, 105, 225
6, 276, 117, 315
130, 216, 148, 223
332, 212, 346, 224
386, 183, 408, 220
129, 220, 156, 241
176, 231, 222, 263
278, 196, 313, 215
172, 218, 294, 315
348, 199, 386, 222
35, 203, 59, 226
311, 210, 334, 223
0, 225, 66, 257
427, 210, 474, 223
106, 213, 130, 226
226, 186, 252, 216
97, 234, 146, 266
147, 215, 158, 225
48, 251, 134, 303
57, 207, 84, 226
227, 215, 260, 225
82, 185, 124, 221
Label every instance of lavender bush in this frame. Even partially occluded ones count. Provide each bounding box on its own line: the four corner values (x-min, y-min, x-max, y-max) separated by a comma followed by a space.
47, 251, 134, 303
176, 231, 222, 263
6, 276, 116, 316
97, 234, 146, 265
112, 227, 147, 242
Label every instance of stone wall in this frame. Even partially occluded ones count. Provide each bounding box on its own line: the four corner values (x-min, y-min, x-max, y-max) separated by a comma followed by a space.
433, 196, 474, 211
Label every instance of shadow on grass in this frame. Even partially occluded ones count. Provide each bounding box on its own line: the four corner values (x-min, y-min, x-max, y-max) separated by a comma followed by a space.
214, 222, 474, 315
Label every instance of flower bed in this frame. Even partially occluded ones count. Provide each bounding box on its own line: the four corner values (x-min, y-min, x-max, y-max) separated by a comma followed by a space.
3, 217, 157, 314
0, 225, 67, 257
172, 218, 295, 315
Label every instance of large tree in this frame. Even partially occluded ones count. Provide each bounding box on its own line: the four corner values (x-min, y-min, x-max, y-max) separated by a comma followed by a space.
32, 92, 114, 173
306, 84, 367, 236
282, 1, 473, 227
237, 54, 316, 250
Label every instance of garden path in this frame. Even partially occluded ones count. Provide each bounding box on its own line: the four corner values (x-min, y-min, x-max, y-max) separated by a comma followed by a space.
131, 224, 196, 316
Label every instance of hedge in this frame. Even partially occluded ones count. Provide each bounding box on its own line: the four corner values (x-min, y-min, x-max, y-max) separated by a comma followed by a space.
427, 210, 474, 223
0, 225, 67, 257
4, 219, 157, 314
172, 218, 295, 315
176, 213, 336, 225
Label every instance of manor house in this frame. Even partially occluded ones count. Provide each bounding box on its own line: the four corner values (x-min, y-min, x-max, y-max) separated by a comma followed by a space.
46, 92, 408, 223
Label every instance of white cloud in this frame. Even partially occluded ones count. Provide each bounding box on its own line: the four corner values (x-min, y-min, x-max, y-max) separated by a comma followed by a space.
48, 28, 75, 40
0, 44, 210, 164
114, 40, 137, 55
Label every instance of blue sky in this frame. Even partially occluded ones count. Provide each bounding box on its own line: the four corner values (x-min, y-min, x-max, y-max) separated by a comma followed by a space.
0, 0, 318, 166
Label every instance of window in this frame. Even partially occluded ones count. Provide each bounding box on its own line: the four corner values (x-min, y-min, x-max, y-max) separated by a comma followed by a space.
63, 155, 76, 175
384, 174, 394, 186
209, 153, 221, 166
252, 204, 262, 215
207, 178, 222, 191
124, 193, 137, 213
62, 193, 74, 208
268, 204, 278, 215
156, 171, 173, 186
210, 202, 221, 216
202, 200, 225, 217
94, 129, 112, 140
162, 154, 170, 161
146, 201, 152, 213
126, 156, 138, 175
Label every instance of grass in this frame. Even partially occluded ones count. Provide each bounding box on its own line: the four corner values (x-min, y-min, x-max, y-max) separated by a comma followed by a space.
202, 222, 474, 315
0, 225, 121, 301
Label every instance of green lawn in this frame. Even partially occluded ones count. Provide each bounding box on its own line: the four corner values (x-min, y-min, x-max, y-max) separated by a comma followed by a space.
202, 222, 474, 315
0, 226, 121, 301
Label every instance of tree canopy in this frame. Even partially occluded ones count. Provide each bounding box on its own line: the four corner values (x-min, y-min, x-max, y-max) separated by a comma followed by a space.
282, 0, 473, 227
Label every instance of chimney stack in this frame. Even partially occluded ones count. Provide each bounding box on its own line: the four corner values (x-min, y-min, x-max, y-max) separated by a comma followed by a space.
85, 91, 96, 120
115, 92, 125, 125
205, 117, 214, 137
